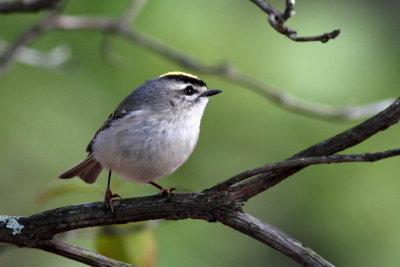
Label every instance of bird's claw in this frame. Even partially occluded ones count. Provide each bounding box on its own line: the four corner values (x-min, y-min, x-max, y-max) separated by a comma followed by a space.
159, 187, 177, 196
104, 188, 121, 214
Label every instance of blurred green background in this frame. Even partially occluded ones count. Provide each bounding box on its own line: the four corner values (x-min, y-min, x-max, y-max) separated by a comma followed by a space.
0, 0, 399, 266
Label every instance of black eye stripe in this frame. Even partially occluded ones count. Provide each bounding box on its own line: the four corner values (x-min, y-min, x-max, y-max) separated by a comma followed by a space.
183, 85, 197, 96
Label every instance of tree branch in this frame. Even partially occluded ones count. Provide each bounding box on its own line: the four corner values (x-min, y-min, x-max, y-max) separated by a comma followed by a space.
0, 7, 61, 74
218, 212, 334, 267
213, 147, 400, 190
38, 239, 135, 267
250, 0, 340, 42
0, 192, 330, 266
0, 3, 392, 120
229, 98, 400, 201
0, 0, 62, 14
50, 16, 398, 121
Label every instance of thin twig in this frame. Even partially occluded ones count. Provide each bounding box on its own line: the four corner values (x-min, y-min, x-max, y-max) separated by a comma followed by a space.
99, 0, 149, 66
0, 10, 391, 120
51, 15, 394, 121
219, 211, 334, 267
99, 34, 124, 66
229, 98, 400, 201
250, 0, 340, 43
213, 148, 400, 190
0, 8, 60, 75
282, 0, 295, 21
120, 0, 148, 27
218, 68, 395, 120
38, 239, 135, 267
0, 0, 62, 14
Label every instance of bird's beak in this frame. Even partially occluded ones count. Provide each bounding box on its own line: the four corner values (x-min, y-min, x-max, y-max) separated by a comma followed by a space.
202, 90, 222, 97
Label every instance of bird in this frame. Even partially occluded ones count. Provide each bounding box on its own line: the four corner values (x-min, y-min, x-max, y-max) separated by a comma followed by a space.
59, 71, 222, 212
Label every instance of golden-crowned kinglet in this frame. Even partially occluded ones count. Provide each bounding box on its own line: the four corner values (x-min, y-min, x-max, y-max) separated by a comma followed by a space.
59, 72, 222, 211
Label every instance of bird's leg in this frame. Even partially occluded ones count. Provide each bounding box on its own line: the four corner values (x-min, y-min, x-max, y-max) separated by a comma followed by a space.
104, 170, 121, 213
149, 181, 177, 196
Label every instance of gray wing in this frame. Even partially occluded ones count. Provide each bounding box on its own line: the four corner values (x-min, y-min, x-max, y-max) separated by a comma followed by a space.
86, 88, 144, 153
86, 110, 127, 153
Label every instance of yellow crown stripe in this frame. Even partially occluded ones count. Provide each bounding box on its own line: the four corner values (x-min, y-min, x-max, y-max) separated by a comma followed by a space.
159, 71, 200, 80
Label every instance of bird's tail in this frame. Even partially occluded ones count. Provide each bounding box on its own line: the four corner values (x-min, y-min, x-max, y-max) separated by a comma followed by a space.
58, 155, 103, 184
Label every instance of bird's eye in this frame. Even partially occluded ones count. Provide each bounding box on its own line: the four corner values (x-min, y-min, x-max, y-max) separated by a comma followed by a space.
183, 86, 197, 96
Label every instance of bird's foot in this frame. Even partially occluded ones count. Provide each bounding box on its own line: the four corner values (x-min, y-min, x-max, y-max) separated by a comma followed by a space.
104, 187, 122, 214
149, 182, 177, 196
158, 187, 177, 196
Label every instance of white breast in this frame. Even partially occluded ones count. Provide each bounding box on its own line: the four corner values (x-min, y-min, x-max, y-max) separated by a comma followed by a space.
92, 109, 203, 183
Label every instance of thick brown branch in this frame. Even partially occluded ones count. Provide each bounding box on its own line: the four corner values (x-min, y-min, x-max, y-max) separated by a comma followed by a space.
0, 0, 61, 14
0, 193, 233, 244
0, 191, 332, 267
